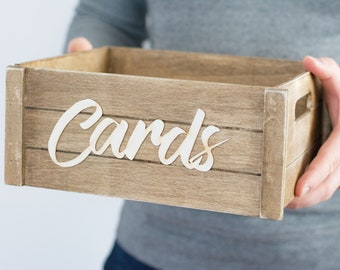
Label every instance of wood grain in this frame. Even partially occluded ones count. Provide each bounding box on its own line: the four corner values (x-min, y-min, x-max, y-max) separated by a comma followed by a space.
109, 47, 305, 86
20, 46, 305, 86
285, 143, 319, 206
261, 89, 288, 220
24, 108, 263, 174
21, 47, 110, 73
5, 67, 25, 186
280, 72, 323, 164
25, 148, 261, 217
24, 68, 266, 131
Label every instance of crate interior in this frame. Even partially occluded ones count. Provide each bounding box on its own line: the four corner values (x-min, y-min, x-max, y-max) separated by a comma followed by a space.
19, 47, 305, 87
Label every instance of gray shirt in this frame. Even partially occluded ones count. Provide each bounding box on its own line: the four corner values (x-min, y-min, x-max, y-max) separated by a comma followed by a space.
66, 1, 340, 269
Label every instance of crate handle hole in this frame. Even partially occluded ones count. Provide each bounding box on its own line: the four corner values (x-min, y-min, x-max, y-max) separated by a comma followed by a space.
295, 93, 312, 121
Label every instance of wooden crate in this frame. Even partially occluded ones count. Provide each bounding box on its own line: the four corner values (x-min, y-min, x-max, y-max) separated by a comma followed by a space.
5, 47, 328, 220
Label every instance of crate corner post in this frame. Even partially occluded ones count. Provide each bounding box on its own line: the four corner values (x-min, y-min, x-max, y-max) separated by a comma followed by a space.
260, 88, 289, 220
5, 66, 25, 186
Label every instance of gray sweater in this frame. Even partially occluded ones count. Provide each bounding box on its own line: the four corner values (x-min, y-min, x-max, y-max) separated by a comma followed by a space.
66, 1, 340, 269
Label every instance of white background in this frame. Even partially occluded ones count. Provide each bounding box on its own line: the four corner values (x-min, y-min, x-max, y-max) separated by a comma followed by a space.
0, 1, 123, 269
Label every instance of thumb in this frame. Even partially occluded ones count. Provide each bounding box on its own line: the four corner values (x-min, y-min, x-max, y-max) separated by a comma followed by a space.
67, 37, 93, 53
302, 56, 339, 81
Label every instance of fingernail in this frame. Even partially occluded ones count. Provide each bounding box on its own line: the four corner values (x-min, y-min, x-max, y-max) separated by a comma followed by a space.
300, 186, 311, 197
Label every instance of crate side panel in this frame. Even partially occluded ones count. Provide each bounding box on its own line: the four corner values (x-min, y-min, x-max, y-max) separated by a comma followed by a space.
21, 67, 265, 217
284, 73, 323, 165
109, 47, 305, 86
281, 73, 325, 206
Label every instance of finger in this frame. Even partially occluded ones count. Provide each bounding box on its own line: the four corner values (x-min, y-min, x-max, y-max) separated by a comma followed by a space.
67, 37, 93, 53
295, 56, 340, 199
303, 56, 340, 125
287, 163, 340, 209
295, 126, 340, 197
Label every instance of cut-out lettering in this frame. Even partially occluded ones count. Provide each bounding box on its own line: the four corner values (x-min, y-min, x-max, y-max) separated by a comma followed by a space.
48, 99, 230, 172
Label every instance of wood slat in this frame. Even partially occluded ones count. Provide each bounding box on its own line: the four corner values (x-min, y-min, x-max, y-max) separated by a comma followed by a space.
24, 68, 265, 130
24, 108, 263, 174
25, 148, 261, 217
285, 143, 320, 206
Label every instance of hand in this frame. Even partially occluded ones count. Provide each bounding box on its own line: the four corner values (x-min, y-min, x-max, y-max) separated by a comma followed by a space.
67, 37, 93, 53
288, 56, 340, 209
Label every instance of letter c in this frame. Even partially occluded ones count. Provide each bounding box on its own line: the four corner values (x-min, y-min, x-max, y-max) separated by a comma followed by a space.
48, 99, 102, 167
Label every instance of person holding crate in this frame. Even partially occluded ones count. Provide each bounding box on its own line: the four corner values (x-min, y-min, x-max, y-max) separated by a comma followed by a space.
66, 0, 340, 269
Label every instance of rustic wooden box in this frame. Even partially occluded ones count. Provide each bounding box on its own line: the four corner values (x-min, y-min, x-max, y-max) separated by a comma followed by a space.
5, 47, 327, 220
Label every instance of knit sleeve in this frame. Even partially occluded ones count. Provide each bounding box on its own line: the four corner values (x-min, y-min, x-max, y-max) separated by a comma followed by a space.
64, 0, 147, 51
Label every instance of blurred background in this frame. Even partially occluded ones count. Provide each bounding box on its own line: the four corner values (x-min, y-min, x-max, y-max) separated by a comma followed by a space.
0, 1, 123, 269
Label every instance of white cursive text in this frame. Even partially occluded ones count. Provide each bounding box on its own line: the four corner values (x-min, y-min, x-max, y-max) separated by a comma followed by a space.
48, 99, 230, 172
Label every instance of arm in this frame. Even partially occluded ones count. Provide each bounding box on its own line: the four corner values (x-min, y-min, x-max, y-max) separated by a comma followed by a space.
288, 56, 340, 209
65, 0, 147, 51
